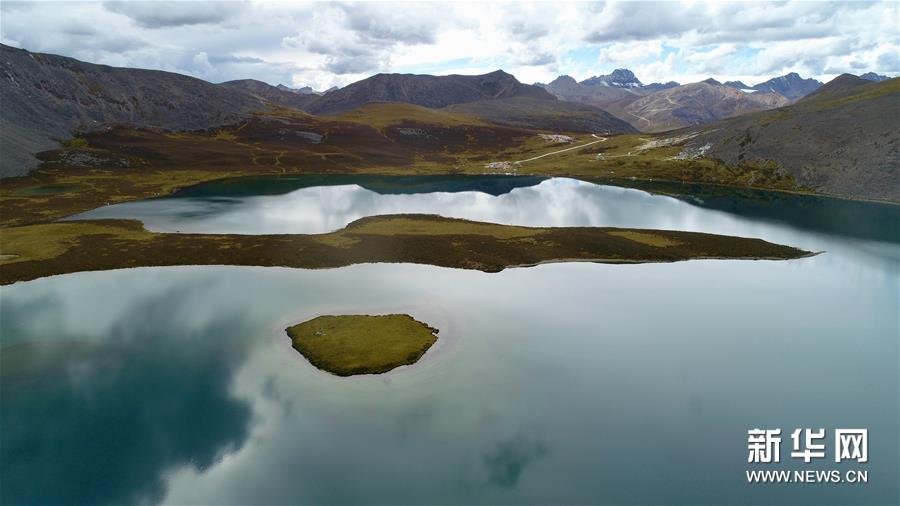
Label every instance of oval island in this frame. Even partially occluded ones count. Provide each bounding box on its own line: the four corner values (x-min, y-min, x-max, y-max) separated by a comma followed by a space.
285, 314, 439, 376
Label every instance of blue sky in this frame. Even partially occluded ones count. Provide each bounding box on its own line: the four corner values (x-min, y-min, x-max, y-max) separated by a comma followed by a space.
2, 1, 897, 89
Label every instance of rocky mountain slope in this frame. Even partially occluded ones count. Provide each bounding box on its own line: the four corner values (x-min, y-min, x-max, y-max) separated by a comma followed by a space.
751, 72, 822, 99
724, 72, 822, 100
0, 43, 267, 177
445, 96, 637, 134
303, 70, 552, 115
613, 81, 790, 132
686, 75, 900, 201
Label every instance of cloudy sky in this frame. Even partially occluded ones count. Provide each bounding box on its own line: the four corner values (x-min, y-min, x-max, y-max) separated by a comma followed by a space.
2, 1, 898, 90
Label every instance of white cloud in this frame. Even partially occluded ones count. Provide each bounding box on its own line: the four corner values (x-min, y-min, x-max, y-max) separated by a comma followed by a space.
631, 52, 680, 85
103, 1, 248, 28
598, 41, 664, 65
685, 44, 737, 64
1, 0, 896, 89
192, 51, 213, 73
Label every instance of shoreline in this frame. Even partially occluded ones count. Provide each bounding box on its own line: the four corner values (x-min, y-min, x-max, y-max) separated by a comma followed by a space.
0, 214, 814, 286
503, 250, 824, 269
2, 159, 897, 231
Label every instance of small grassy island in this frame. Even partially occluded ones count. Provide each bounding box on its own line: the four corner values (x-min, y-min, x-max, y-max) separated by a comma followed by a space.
286, 314, 439, 376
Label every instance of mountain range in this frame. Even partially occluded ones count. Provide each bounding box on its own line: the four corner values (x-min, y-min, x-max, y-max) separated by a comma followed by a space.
538, 69, 680, 109
221, 79, 319, 109
304, 70, 551, 114
614, 81, 790, 132
276, 84, 335, 95
301, 70, 634, 133
540, 69, 824, 132
1, 43, 896, 200
0, 45, 634, 176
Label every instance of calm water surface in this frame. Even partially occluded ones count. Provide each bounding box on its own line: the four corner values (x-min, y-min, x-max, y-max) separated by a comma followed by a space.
4, 176, 899, 505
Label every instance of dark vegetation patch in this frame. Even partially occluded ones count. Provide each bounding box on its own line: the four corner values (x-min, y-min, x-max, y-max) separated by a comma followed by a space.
0, 214, 812, 285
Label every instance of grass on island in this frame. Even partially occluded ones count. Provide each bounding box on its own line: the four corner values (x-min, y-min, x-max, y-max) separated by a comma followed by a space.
0, 214, 813, 285
286, 314, 438, 376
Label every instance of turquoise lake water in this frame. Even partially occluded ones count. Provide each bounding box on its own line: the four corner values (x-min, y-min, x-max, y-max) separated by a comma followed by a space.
4, 176, 898, 504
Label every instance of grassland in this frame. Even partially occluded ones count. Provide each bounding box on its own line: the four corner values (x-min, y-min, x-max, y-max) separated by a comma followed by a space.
812, 78, 900, 111
336, 103, 491, 129
286, 314, 439, 376
493, 132, 800, 191
0, 214, 812, 285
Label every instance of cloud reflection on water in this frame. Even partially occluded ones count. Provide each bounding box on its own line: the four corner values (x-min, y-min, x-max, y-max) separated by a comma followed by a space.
0, 281, 255, 505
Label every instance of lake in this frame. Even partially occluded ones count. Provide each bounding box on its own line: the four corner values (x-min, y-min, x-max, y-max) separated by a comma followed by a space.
3, 176, 898, 505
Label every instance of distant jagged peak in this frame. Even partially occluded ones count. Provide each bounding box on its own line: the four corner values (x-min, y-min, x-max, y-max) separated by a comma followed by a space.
751, 72, 822, 100
549, 75, 578, 86
575, 69, 678, 91
644, 81, 680, 91
276, 84, 319, 94
860, 72, 890, 82
607, 68, 639, 81
724, 80, 750, 89
754, 72, 819, 86
580, 68, 643, 88
701, 78, 722, 86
